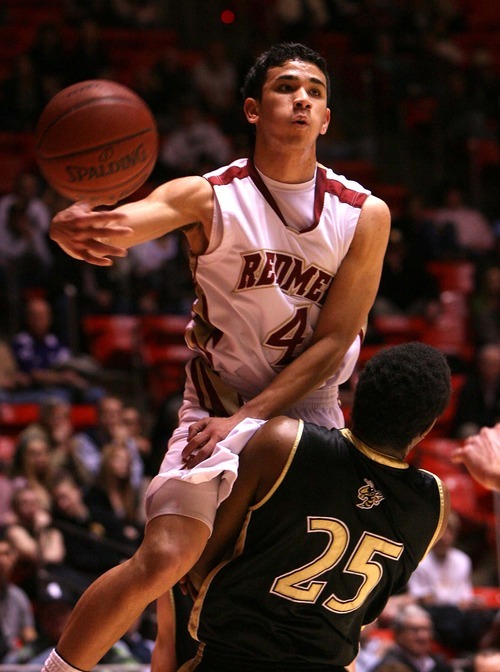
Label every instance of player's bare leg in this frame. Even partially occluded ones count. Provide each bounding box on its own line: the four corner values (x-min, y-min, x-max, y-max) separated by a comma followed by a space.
46, 515, 210, 671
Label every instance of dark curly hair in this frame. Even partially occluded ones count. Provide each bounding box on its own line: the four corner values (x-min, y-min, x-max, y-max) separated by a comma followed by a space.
351, 342, 451, 453
241, 42, 331, 102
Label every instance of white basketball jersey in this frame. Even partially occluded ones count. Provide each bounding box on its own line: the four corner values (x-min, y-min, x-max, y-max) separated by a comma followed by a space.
185, 158, 370, 417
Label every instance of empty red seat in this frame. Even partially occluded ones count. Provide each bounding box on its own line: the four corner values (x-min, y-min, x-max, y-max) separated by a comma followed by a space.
427, 261, 476, 294
138, 314, 190, 366
82, 315, 140, 368
372, 315, 427, 345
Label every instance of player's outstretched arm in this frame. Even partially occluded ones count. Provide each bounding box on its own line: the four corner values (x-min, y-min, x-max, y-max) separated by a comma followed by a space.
183, 195, 391, 466
50, 175, 213, 266
451, 424, 500, 491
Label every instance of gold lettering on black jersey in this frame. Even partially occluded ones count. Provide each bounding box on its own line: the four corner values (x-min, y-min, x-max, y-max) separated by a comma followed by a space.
356, 479, 384, 509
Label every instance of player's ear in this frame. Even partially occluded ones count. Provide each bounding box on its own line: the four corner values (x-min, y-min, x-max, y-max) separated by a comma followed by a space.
244, 98, 260, 125
320, 107, 331, 136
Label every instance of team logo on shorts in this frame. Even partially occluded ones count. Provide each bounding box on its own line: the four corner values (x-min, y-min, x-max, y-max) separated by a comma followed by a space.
356, 479, 385, 509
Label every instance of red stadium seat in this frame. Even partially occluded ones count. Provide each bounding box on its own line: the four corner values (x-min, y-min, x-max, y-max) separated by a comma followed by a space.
427, 261, 476, 294
82, 315, 140, 368
372, 315, 427, 345
138, 315, 192, 405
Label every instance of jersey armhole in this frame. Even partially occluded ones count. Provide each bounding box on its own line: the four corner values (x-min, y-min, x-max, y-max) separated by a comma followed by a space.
251, 419, 305, 511
204, 191, 223, 255
419, 471, 448, 559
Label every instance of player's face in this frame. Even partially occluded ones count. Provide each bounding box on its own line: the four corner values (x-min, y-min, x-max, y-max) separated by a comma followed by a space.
244, 59, 330, 146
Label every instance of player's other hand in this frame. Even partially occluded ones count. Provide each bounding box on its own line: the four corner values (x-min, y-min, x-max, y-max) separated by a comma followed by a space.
182, 415, 244, 468
50, 201, 133, 265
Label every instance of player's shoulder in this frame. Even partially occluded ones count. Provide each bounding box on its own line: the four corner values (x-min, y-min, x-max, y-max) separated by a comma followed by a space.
251, 416, 302, 451
361, 194, 391, 219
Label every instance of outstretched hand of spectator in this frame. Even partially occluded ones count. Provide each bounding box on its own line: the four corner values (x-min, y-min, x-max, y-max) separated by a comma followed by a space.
451, 423, 500, 491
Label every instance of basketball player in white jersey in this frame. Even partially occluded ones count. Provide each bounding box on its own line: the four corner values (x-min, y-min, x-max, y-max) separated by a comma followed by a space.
43, 43, 390, 672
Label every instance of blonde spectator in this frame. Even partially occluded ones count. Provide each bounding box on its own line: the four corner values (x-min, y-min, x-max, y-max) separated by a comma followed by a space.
10, 428, 53, 511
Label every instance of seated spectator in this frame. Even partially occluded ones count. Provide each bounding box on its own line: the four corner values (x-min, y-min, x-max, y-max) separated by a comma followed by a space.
0, 171, 50, 237
0, 201, 53, 291
3, 580, 75, 665
191, 40, 240, 134
0, 532, 37, 662
11, 296, 104, 404
72, 395, 144, 489
453, 343, 500, 439
431, 185, 495, 259
122, 405, 152, 471
50, 474, 138, 598
408, 511, 495, 652
127, 231, 193, 314
470, 264, 499, 347
86, 443, 144, 547
0, 170, 51, 304
111, 0, 164, 27
0, 339, 31, 402
33, 397, 75, 453
392, 193, 441, 262
6, 485, 65, 599
151, 46, 194, 132
26, 398, 91, 488
367, 604, 452, 672
28, 22, 70, 85
0, 54, 45, 131
10, 428, 54, 512
356, 620, 398, 672
273, 0, 331, 42
372, 228, 441, 321
67, 19, 112, 83
6, 578, 151, 666
0, 470, 15, 529
159, 100, 233, 178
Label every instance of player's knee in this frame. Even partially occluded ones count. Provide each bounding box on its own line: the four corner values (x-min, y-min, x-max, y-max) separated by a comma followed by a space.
132, 516, 208, 588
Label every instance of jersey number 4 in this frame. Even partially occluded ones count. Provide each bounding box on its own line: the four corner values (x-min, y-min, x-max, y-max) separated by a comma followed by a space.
270, 517, 404, 613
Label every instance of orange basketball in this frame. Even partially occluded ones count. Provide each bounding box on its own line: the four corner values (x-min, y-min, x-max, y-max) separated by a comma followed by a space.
35, 79, 159, 205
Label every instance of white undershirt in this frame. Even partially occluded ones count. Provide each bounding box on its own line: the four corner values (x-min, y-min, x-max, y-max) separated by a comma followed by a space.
256, 167, 316, 232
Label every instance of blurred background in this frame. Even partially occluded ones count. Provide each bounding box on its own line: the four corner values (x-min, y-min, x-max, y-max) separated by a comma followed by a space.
0, 1, 498, 670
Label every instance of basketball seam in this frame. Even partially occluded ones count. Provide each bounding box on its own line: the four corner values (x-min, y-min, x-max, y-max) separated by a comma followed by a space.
36, 128, 157, 161
35, 94, 153, 150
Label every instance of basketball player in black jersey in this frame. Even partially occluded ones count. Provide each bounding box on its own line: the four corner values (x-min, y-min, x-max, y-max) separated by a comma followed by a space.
155, 342, 452, 672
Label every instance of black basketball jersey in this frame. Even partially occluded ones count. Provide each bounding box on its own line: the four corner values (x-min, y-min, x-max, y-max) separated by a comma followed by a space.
187, 421, 446, 672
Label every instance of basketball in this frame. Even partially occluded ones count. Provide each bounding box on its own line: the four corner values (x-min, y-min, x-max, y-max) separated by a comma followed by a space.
35, 79, 159, 205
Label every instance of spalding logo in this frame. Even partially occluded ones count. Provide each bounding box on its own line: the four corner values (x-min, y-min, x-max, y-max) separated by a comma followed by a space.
65, 143, 147, 182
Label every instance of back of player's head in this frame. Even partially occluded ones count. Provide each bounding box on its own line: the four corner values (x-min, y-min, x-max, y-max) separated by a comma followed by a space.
351, 343, 451, 453
242, 42, 331, 102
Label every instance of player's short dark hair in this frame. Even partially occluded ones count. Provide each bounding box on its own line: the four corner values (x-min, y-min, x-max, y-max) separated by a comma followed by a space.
242, 42, 331, 102
351, 343, 451, 453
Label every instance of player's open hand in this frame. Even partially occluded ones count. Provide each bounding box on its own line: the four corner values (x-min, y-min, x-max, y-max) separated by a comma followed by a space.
451, 424, 500, 491
50, 201, 133, 266
182, 415, 244, 468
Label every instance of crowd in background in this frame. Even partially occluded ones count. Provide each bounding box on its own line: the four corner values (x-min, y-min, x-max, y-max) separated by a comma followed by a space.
0, 0, 498, 670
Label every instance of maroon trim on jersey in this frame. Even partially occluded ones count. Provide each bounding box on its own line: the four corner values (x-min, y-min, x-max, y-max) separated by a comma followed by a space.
206, 162, 250, 186
247, 160, 288, 227
190, 357, 218, 416
207, 159, 368, 232
325, 174, 369, 209
191, 357, 236, 417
